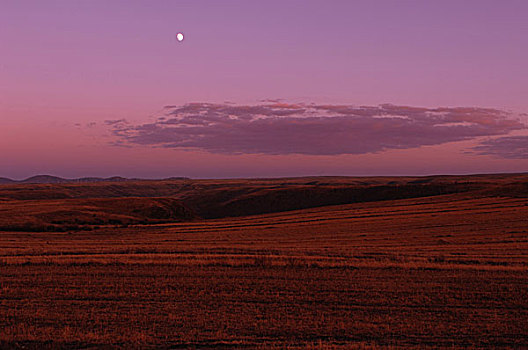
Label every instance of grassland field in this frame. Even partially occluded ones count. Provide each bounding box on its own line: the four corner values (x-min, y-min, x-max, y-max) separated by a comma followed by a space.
0, 174, 527, 348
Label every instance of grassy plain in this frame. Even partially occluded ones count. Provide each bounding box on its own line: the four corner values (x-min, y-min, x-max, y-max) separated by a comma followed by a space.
0, 175, 527, 348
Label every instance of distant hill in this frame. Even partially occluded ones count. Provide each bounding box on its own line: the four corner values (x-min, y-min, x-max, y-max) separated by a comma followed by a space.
0, 177, 15, 184
0, 173, 527, 231
0, 175, 189, 184
22, 175, 72, 184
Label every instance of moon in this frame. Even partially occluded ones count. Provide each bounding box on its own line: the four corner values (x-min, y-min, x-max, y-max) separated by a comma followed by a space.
176, 32, 184, 42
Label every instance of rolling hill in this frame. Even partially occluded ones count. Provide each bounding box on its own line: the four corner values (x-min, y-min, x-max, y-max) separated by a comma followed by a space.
0, 173, 527, 231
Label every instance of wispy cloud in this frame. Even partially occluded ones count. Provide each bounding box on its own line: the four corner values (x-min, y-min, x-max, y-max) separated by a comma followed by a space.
106, 102, 525, 156
472, 136, 528, 159
104, 119, 127, 126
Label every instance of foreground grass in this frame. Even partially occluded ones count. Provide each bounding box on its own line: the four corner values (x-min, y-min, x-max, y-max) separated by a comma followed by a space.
1, 263, 526, 349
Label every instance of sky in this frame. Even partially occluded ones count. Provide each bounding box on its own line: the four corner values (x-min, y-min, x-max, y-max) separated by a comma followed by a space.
1, 0, 527, 179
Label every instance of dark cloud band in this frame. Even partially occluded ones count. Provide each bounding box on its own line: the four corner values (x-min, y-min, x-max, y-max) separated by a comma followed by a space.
472, 136, 528, 159
107, 102, 525, 156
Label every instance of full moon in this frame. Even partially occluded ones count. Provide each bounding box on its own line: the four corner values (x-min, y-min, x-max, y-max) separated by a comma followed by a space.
176, 33, 184, 42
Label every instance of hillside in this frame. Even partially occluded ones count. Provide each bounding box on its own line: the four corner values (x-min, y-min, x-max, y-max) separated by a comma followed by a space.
0, 197, 194, 232
0, 174, 527, 231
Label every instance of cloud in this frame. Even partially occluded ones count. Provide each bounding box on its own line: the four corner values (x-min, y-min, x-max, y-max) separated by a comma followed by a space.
472, 136, 528, 159
104, 119, 128, 126
107, 102, 525, 156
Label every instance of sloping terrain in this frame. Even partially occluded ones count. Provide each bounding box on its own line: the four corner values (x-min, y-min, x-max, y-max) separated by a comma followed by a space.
0, 189, 526, 348
0, 197, 194, 232
0, 174, 527, 231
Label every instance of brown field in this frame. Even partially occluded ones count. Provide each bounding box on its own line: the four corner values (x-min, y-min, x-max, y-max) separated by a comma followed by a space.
0, 174, 527, 348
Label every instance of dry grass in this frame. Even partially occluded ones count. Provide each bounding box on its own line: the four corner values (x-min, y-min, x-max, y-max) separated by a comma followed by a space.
0, 176, 527, 348
0, 197, 194, 232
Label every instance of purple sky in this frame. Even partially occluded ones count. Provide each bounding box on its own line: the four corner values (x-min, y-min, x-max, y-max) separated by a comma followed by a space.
1, 0, 527, 179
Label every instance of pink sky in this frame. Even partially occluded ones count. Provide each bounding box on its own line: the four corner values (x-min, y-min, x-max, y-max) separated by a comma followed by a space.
1, 0, 527, 179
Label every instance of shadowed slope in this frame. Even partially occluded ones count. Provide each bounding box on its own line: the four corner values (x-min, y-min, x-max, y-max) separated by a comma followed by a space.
0, 173, 527, 231
0, 197, 194, 232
